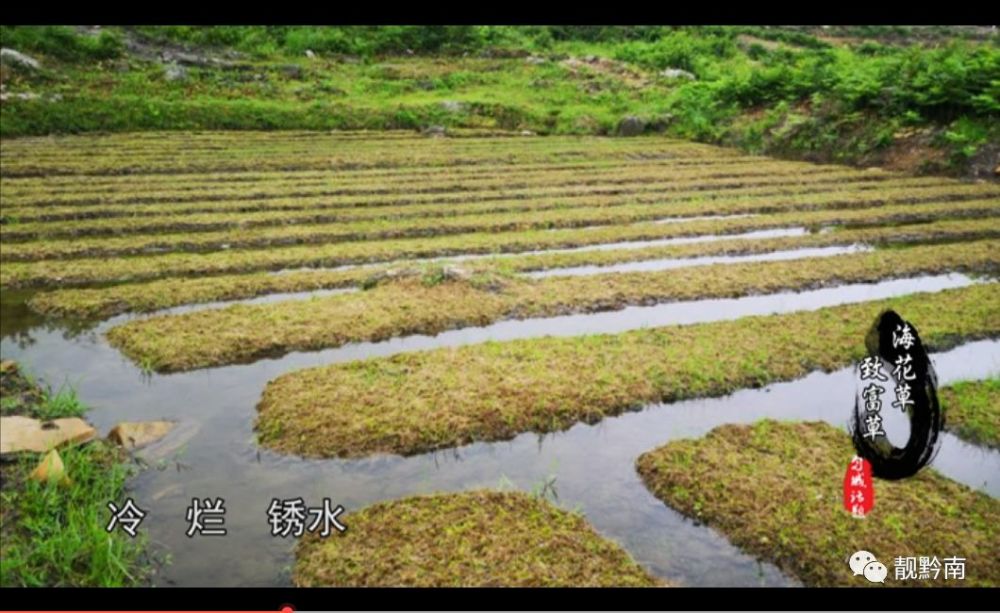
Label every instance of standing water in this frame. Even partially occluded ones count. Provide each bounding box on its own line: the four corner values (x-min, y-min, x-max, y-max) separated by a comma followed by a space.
1, 279, 996, 587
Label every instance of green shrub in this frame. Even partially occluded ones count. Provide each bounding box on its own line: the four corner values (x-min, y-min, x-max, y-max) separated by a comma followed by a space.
0, 26, 123, 61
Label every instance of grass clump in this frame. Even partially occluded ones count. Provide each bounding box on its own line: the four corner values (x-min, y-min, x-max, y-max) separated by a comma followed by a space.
939, 378, 1000, 448
293, 490, 662, 587
0, 441, 147, 586
0, 361, 149, 587
635, 420, 1000, 587
0, 361, 86, 420
254, 283, 1000, 458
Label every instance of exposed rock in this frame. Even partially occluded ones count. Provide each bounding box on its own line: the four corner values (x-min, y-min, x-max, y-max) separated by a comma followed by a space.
560, 56, 649, 89
648, 114, 675, 133
440, 100, 465, 113
520, 130, 536, 136
29, 449, 70, 486
0, 360, 16, 375
660, 68, 696, 80
415, 79, 436, 91
163, 62, 188, 82
422, 125, 447, 137
525, 55, 546, 65
438, 265, 472, 282
107, 420, 176, 450
0, 92, 63, 103
0, 48, 41, 71
279, 64, 304, 79
964, 141, 1000, 180
617, 115, 647, 137
129, 420, 199, 464
0, 416, 97, 456
363, 265, 473, 288
0, 92, 38, 101
122, 31, 248, 69
162, 50, 246, 70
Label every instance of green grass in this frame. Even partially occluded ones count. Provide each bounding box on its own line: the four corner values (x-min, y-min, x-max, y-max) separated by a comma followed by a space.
635, 420, 1000, 587
0, 441, 148, 586
0, 361, 150, 587
294, 490, 662, 587
28, 386, 88, 421
253, 283, 1000, 458
2, 26, 996, 175
105, 239, 1000, 373
0, 362, 86, 420
939, 378, 1000, 448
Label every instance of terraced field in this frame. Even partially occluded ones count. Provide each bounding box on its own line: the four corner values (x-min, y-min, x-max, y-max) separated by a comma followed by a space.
1, 131, 998, 587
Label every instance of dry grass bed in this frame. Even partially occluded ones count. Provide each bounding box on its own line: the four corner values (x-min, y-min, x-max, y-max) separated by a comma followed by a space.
635, 421, 999, 587
7, 194, 995, 262
293, 490, 663, 587
0, 134, 720, 177
4, 197, 997, 286
31, 217, 999, 319
105, 239, 999, 372
1, 165, 906, 217
0, 158, 841, 211
253, 283, 1000, 458
0, 175, 969, 238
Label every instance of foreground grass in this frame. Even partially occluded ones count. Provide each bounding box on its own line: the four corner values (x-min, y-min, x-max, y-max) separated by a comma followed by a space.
294, 490, 661, 587
940, 379, 1000, 448
0, 361, 87, 420
32, 216, 1000, 319
255, 283, 1000, 458
0, 362, 148, 587
635, 421, 1000, 587
107, 239, 999, 372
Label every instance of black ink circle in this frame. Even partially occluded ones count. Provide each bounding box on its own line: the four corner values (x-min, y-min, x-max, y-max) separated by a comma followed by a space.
850, 309, 943, 480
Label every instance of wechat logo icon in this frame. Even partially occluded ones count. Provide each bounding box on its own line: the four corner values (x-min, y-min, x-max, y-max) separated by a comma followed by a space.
849, 550, 887, 583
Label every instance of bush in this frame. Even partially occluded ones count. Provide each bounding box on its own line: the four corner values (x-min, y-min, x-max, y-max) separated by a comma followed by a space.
0, 26, 123, 61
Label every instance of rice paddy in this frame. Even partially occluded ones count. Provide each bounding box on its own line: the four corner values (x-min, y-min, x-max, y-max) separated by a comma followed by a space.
2, 131, 997, 588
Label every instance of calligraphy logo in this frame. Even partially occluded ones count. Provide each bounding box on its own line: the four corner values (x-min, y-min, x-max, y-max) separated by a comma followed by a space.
850, 310, 943, 480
